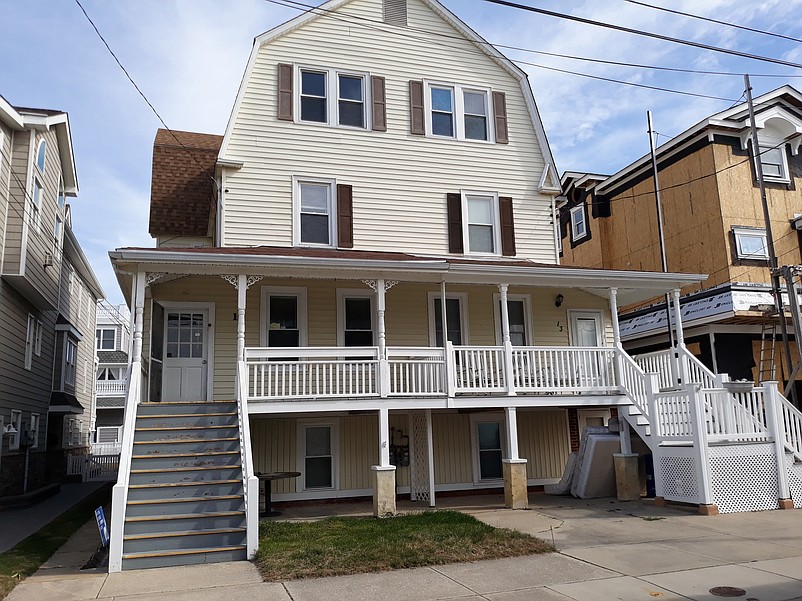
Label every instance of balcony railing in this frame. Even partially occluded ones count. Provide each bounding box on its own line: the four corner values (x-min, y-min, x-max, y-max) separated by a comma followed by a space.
245, 344, 624, 402
96, 379, 128, 396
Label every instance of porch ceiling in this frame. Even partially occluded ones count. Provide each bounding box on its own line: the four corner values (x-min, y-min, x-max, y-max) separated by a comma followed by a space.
109, 246, 705, 306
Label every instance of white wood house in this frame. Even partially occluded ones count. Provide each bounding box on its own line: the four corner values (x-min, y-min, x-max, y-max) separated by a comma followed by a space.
107, 0, 802, 572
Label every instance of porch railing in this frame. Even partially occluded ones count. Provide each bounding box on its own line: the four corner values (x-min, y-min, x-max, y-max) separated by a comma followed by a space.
96, 380, 128, 396
245, 344, 626, 401
634, 347, 717, 390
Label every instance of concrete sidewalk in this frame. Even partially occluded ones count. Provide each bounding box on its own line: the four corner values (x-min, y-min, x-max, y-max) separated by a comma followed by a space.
0, 481, 108, 554
6, 495, 802, 601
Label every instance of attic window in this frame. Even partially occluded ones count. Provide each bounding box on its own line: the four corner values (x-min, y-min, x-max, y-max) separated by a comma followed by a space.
384, 0, 407, 26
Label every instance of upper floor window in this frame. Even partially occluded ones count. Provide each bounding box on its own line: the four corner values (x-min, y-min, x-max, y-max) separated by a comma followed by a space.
425, 82, 492, 142
65, 338, 77, 387
570, 205, 587, 241
759, 146, 789, 182
337, 290, 375, 347
462, 192, 499, 254
96, 328, 116, 351
9, 410, 22, 450
733, 226, 769, 260
57, 177, 65, 211
31, 179, 43, 231
293, 177, 336, 247
298, 67, 368, 129
36, 139, 46, 173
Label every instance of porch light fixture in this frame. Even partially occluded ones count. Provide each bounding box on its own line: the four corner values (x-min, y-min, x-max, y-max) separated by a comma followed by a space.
555, 293, 564, 308
3, 423, 18, 436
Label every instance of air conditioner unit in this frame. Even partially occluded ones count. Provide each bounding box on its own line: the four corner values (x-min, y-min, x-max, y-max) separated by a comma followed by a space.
43, 253, 54, 267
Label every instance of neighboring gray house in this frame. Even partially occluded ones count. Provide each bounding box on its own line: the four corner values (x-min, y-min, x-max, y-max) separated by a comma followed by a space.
0, 96, 103, 498
93, 301, 130, 447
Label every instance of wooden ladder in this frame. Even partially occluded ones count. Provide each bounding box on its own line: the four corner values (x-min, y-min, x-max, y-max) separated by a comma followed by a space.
758, 316, 778, 383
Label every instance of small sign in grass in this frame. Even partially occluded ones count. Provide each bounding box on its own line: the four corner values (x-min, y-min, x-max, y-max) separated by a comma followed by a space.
256, 510, 552, 581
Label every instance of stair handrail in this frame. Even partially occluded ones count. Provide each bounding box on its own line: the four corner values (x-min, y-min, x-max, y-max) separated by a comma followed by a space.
236, 360, 259, 559
776, 390, 802, 462
108, 361, 142, 573
678, 346, 717, 388
616, 348, 651, 417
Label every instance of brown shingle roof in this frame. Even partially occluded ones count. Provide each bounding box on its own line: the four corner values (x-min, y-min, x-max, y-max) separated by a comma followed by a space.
148, 129, 223, 237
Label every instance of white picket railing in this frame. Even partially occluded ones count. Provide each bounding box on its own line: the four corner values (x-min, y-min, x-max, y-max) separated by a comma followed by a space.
679, 346, 717, 389
509, 347, 619, 393
652, 389, 694, 441
704, 388, 769, 443
617, 350, 651, 418
96, 380, 128, 396
778, 392, 802, 462
246, 347, 378, 400
236, 361, 259, 559
634, 350, 675, 390
387, 347, 446, 396
452, 346, 506, 393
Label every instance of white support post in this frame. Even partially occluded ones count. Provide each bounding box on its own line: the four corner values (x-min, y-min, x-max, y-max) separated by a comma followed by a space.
377, 280, 390, 398
764, 381, 793, 507
646, 373, 661, 445
671, 289, 687, 384
426, 409, 435, 507
372, 407, 396, 516
445, 341, 456, 399
672, 289, 685, 347
378, 407, 391, 467
619, 419, 632, 454
499, 284, 516, 396
505, 406, 520, 461
131, 271, 146, 364
609, 288, 621, 347
237, 274, 247, 362
688, 383, 715, 509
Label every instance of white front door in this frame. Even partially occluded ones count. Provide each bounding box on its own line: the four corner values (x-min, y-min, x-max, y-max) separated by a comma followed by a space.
163, 310, 208, 401
569, 311, 603, 347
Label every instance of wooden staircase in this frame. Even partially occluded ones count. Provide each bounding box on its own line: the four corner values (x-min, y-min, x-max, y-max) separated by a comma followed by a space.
121, 401, 248, 570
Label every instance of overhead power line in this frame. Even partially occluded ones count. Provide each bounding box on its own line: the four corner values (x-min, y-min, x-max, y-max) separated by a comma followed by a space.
624, 0, 802, 45
482, 0, 802, 70
73, 0, 218, 188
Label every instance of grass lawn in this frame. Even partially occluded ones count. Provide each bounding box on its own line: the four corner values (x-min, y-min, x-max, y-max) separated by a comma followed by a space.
0, 484, 112, 601
255, 510, 553, 581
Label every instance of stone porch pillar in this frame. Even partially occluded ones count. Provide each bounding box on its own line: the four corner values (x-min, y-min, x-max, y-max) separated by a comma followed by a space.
372, 407, 397, 516
503, 407, 528, 509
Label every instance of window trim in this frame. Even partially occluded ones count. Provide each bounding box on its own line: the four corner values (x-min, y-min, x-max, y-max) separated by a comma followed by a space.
758, 144, 790, 183
292, 176, 337, 248
427, 292, 470, 347
25, 314, 36, 370
36, 139, 46, 174
96, 327, 116, 351
260, 286, 309, 347
470, 413, 507, 484
570, 205, 587, 241
29, 413, 40, 449
64, 337, 78, 387
10, 410, 23, 451
30, 177, 43, 232
296, 418, 340, 492
295, 65, 371, 130
336, 289, 376, 347
34, 319, 42, 357
492, 293, 534, 346
423, 81, 495, 143
732, 226, 770, 260
461, 190, 501, 256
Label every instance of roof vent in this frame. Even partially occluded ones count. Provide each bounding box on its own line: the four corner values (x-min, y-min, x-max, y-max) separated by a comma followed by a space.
384, 0, 407, 26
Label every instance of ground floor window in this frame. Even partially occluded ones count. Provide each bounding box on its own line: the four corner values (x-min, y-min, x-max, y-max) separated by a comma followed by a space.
298, 420, 338, 491
471, 415, 505, 482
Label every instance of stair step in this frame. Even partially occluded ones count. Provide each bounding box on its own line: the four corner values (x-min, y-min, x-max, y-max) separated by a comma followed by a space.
126, 511, 244, 522
122, 546, 247, 570
128, 494, 243, 505
125, 527, 245, 540
132, 450, 239, 460
123, 528, 247, 553
131, 465, 240, 474
125, 495, 245, 517
138, 412, 236, 419
129, 479, 243, 489
135, 414, 238, 429
133, 437, 238, 445
129, 467, 243, 485
135, 425, 235, 431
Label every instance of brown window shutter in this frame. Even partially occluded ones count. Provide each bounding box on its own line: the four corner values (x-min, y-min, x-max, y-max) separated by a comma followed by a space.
371, 76, 387, 132
447, 193, 464, 254
499, 196, 516, 256
337, 184, 354, 249
277, 63, 294, 121
409, 80, 425, 135
493, 91, 509, 144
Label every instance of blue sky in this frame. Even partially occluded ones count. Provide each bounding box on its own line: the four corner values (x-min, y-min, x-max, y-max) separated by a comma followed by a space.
2, 0, 802, 303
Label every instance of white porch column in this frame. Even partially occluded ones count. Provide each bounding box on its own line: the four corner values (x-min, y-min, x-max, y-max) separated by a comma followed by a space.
499, 284, 516, 396
502, 406, 528, 509
131, 271, 146, 363
372, 407, 396, 516
237, 274, 247, 362
377, 279, 387, 359
608, 288, 622, 347
672, 288, 685, 347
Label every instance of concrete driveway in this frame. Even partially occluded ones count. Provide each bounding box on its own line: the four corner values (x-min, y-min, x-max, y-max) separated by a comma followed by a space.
6, 494, 802, 601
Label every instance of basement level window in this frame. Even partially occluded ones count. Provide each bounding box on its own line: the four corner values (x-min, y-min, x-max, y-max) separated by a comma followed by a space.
733, 227, 769, 260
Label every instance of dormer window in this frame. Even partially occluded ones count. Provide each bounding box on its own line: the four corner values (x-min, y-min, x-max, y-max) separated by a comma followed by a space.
759, 146, 788, 181
570, 205, 587, 241
36, 139, 46, 173
297, 67, 368, 129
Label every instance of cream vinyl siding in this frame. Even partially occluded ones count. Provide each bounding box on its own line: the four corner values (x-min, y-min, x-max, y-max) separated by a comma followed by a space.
432, 412, 472, 484
3, 131, 30, 275
518, 410, 570, 480
221, 0, 555, 262
340, 415, 377, 490
251, 417, 297, 494
0, 123, 10, 254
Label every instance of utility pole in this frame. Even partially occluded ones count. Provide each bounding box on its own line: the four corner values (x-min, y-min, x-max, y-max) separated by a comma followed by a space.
744, 74, 798, 405
647, 112, 677, 361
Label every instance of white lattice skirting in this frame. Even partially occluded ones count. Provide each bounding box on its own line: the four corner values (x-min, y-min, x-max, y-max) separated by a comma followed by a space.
658, 447, 700, 504
786, 455, 802, 509
709, 444, 778, 514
